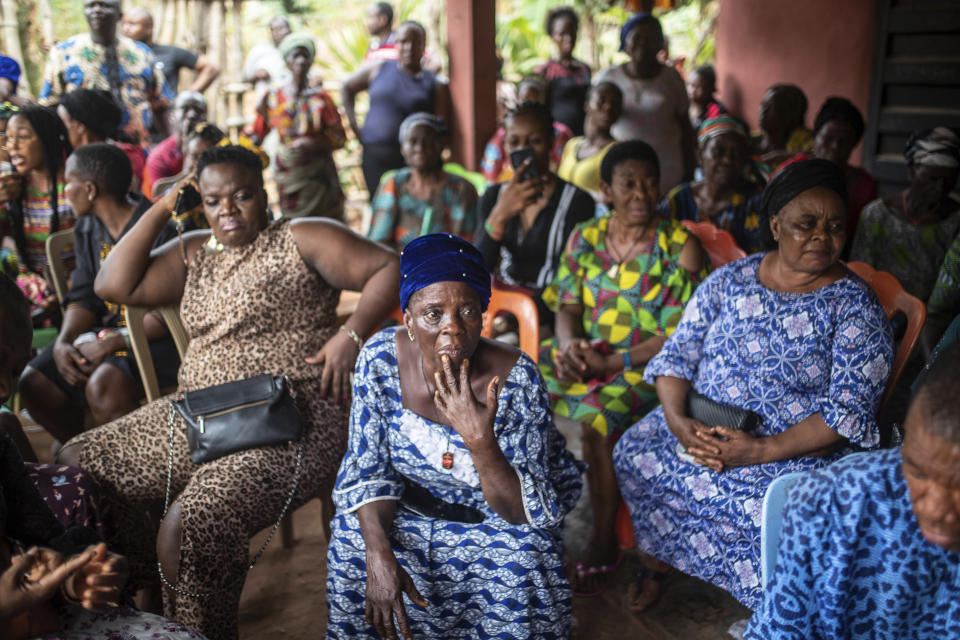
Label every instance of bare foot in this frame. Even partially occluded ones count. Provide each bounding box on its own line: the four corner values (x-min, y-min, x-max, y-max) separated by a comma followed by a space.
625, 573, 665, 612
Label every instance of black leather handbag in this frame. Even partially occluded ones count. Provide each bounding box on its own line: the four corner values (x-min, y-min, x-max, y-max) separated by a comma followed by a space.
172, 374, 302, 464
159, 374, 304, 598
686, 390, 760, 432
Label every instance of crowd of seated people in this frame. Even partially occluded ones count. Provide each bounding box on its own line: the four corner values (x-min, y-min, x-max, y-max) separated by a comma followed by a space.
0, 3, 958, 640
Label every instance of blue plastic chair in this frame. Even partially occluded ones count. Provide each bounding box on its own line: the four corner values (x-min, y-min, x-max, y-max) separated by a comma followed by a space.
760, 452, 872, 589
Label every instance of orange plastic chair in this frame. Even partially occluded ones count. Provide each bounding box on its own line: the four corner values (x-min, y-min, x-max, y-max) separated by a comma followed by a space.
615, 501, 636, 550
845, 261, 926, 409
681, 220, 747, 268
385, 285, 540, 361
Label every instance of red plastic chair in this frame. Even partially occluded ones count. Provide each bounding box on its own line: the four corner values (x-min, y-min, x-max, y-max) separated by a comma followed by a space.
681, 220, 747, 268
845, 261, 926, 409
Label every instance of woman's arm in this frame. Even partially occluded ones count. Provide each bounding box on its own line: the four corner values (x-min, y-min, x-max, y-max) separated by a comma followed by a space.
93, 186, 208, 307
688, 412, 844, 473
341, 63, 379, 141
292, 219, 400, 401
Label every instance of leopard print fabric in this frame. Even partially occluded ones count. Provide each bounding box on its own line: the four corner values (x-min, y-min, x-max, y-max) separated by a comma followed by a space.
69, 220, 349, 640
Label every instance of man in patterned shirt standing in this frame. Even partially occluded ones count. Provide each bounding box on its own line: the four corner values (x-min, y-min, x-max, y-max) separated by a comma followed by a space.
39, 0, 171, 146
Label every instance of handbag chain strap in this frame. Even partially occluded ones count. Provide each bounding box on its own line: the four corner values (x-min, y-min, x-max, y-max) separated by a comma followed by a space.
158, 403, 305, 599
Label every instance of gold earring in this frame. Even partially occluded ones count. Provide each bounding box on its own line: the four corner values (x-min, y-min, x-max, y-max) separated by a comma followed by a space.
407, 328, 415, 342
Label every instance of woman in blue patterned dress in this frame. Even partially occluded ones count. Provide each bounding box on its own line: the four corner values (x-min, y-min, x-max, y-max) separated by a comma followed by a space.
326, 234, 584, 639
613, 159, 895, 611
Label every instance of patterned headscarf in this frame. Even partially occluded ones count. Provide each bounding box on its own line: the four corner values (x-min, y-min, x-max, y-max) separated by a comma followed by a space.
398, 112, 448, 145
697, 115, 748, 148
905, 127, 960, 169
399, 234, 491, 312
278, 32, 316, 61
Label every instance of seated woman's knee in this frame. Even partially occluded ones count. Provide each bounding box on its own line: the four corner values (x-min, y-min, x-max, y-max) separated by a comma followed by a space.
85, 363, 137, 418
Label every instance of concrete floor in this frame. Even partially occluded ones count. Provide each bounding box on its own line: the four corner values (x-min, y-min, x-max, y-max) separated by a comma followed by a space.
25, 416, 749, 639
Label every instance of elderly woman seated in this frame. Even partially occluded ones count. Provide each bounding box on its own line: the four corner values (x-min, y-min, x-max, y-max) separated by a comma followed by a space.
662, 115, 765, 253
613, 159, 895, 612
367, 113, 478, 249
325, 234, 584, 638
57, 145, 400, 640
747, 342, 960, 639
538, 140, 705, 595
850, 127, 960, 301
0, 275, 204, 640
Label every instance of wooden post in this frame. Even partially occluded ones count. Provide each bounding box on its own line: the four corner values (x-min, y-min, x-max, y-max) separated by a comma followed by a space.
158, 0, 176, 45
207, 0, 225, 122
175, 0, 189, 48
445, 0, 497, 170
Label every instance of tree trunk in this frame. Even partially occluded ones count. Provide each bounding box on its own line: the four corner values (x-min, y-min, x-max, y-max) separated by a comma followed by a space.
0, 0, 27, 95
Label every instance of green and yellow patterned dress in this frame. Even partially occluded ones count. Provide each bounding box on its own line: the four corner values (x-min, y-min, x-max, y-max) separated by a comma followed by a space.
538, 214, 706, 441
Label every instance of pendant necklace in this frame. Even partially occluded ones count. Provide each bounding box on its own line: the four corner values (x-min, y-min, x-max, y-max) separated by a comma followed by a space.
420, 355, 454, 469
607, 217, 644, 280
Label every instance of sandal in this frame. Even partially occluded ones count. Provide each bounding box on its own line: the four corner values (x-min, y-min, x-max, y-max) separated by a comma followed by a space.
572, 551, 624, 597
625, 567, 670, 612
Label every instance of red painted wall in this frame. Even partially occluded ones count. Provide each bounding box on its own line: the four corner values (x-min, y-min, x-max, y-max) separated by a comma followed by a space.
714, 0, 877, 162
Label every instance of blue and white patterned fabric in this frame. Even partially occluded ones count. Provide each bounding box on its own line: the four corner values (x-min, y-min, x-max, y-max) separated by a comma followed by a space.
326, 328, 584, 639
746, 448, 960, 638
612, 253, 894, 609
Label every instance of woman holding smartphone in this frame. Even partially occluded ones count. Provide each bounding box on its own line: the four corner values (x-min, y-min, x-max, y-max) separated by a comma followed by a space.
474, 101, 595, 326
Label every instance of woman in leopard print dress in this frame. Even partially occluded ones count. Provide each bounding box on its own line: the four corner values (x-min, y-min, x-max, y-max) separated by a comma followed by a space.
59, 146, 400, 640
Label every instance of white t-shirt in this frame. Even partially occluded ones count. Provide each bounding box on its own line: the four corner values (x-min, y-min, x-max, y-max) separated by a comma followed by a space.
594, 63, 689, 194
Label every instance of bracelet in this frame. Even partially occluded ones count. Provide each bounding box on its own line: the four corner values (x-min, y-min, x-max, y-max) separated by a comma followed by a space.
483, 219, 503, 241
60, 578, 82, 606
339, 324, 363, 351
622, 350, 633, 371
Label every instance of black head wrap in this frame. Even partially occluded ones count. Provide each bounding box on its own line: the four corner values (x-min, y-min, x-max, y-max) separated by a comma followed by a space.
758, 159, 847, 249
761, 158, 847, 220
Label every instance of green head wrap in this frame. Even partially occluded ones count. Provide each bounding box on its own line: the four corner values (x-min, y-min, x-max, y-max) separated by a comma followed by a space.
279, 32, 316, 61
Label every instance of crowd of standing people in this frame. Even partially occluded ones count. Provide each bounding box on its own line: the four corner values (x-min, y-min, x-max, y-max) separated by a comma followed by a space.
0, 2, 958, 639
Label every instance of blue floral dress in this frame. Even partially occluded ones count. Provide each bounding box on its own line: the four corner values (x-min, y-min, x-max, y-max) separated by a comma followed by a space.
326, 328, 584, 639
612, 253, 894, 609
746, 449, 960, 639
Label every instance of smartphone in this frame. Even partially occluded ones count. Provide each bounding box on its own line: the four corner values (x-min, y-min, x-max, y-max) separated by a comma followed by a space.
173, 184, 202, 215
509, 147, 540, 183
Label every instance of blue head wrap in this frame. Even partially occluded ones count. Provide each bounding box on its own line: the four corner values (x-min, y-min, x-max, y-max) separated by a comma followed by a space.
399, 234, 491, 312
619, 12, 661, 52
0, 55, 21, 90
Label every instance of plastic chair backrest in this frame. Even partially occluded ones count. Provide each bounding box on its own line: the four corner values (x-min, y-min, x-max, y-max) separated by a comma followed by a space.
845, 261, 926, 409
759, 470, 805, 590
443, 162, 487, 197
759, 451, 871, 589
44, 228, 75, 304
125, 304, 189, 403
680, 220, 747, 267
481, 287, 540, 361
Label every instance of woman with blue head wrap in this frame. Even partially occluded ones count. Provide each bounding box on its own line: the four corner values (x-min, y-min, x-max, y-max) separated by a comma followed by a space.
594, 12, 694, 193
326, 233, 584, 639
